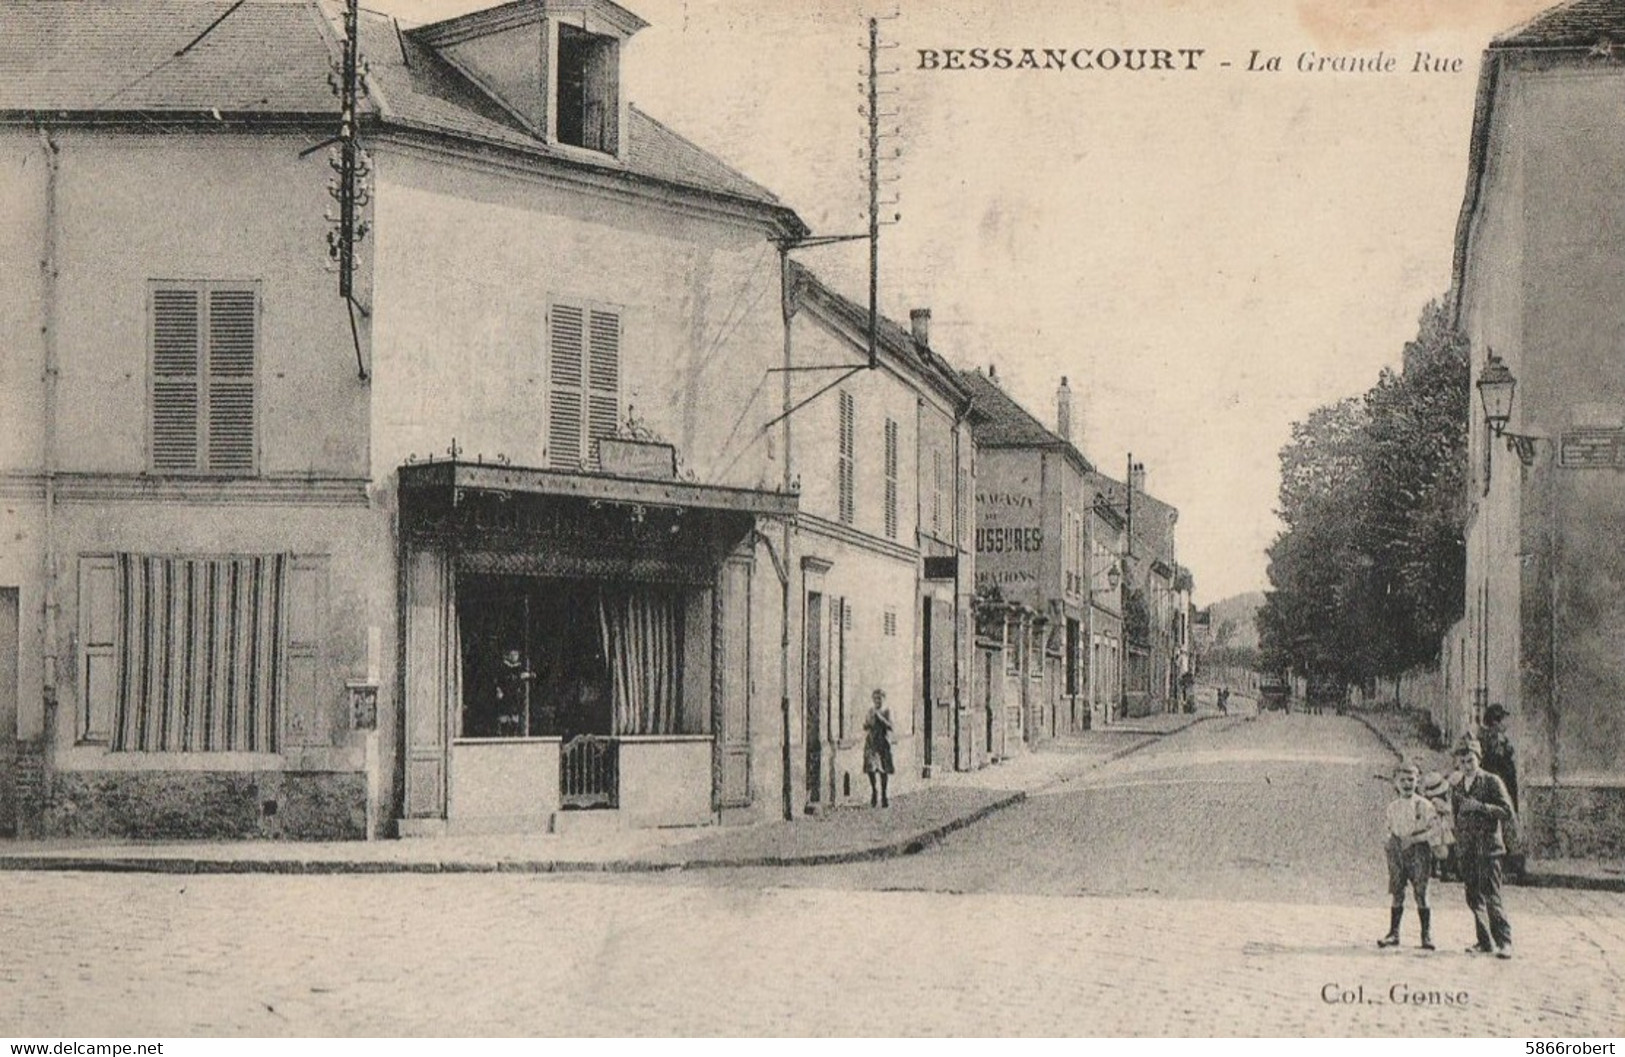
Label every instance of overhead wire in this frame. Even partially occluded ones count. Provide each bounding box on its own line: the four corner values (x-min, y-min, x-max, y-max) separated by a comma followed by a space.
89, 0, 250, 109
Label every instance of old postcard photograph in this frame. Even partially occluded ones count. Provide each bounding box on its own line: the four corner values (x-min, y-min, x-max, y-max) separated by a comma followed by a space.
2, 0, 1623, 1039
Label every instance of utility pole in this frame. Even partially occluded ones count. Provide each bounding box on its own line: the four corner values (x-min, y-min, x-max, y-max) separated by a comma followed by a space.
866, 16, 879, 369
327, 0, 373, 380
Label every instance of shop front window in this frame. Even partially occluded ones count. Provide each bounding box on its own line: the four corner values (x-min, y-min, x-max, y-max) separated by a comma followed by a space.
458, 575, 703, 739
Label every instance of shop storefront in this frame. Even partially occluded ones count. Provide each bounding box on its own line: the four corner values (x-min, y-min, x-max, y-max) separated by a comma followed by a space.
395, 460, 795, 835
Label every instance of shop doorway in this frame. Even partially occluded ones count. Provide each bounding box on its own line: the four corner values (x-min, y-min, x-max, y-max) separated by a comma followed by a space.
457, 576, 613, 740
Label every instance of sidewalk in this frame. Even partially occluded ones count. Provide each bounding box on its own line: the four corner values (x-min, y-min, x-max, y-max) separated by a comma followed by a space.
1351, 706, 1625, 894
0, 712, 1210, 876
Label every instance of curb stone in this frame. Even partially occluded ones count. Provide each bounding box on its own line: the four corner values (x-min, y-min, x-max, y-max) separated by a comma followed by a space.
0, 714, 1214, 877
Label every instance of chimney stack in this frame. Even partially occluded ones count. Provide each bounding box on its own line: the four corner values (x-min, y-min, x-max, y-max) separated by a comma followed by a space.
910, 308, 931, 347
988, 363, 998, 383
1130, 460, 1147, 495
1056, 376, 1073, 443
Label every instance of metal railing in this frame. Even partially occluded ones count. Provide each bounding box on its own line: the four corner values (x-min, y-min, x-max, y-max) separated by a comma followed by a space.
560, 734, 618, 809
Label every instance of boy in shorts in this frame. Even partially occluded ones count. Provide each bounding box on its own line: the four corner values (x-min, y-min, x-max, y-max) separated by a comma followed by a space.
1379, 761, 1438, 950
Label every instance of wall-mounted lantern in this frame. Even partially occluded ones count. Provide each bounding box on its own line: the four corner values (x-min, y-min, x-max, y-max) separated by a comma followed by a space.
1475, 351, 1538, 466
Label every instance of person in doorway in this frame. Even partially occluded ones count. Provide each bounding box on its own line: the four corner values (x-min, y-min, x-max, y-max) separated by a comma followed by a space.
863, 688, 896, 807
1478, 704, 1523, 881
492, 646, 534, 738
1378, 761, 1438, 950
1453, 736, 1516, 958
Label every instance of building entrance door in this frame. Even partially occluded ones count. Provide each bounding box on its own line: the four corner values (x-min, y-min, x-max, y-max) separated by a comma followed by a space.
0, 588, 16, 836
804, 592, 823, 804
921, 596, 936, 773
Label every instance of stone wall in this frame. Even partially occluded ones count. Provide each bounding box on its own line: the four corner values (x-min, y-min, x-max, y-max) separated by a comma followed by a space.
1524, 785, 1625, 859
43, 770, 367, 841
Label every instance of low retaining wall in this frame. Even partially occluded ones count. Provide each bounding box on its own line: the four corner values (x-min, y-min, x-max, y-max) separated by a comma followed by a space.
1524, 784, 1625, 858
42, 769, 368, 840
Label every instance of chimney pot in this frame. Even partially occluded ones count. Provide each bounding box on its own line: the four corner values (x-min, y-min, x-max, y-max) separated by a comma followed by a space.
909, 307, 931, 347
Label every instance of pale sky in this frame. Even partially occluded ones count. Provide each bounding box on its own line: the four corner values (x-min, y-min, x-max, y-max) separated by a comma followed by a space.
378, 0, 1556, 603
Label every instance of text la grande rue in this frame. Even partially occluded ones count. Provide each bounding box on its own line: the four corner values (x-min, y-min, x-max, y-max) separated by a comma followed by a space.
1248, 50, 1463, 74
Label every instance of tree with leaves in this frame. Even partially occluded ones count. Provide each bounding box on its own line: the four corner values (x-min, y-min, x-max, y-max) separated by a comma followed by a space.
1258, 298, 1468, 689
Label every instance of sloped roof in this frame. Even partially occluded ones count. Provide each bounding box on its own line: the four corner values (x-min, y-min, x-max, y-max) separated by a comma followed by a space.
0, 0, 339, 113
1450, 0, 1625, 321
1494, 0, 1625, 48
958, 369, 1092, 474
788, 262, 970, 404
367, 10, 788, 210
0, 0, 802, 229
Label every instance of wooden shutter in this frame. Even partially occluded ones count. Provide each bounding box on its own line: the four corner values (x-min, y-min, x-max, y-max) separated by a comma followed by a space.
548, 305, 585, 469
282, 556, 328, 747
207, 288, 257, 473
587, 308, 620, 463
78, 556, 120, 743
883, 418, 898, 539
838, 391, 855, 524
714, 556, 752, 808
932, 448, 944, 534
151, 288, 201, 471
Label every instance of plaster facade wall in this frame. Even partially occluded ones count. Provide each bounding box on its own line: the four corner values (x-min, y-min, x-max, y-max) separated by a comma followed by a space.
21, 132, 368, 477
786, 322, 921, 542
369, 143, 786, 492
1461, 61, 1625, 855
0, 130, 377, 838
368, 143, 802, 828
785, 300, 971, 782
795, 531, 919, 803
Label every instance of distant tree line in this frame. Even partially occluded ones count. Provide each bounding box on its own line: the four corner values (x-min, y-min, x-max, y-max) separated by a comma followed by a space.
1257, 297, 1469, 688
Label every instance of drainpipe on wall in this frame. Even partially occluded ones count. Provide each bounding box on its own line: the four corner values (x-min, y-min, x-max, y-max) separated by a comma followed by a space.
38, 128, 61, 769
778, 247, 795, 821
952, 403, 970, 768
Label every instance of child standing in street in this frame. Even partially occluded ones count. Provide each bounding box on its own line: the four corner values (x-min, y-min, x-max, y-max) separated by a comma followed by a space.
1420, 771, 1456, 882
1379, 761, 1438, 950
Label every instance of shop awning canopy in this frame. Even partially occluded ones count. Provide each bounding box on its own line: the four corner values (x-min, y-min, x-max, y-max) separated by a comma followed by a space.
399, 460, 799, 517
397, 460, 798, 584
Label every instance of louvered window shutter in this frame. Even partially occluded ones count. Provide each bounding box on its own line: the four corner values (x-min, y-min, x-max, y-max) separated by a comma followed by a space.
207, 288, 257, 472
548, 305, 586, 470
883, 417, 898, 539
586, 308, 620, 463
838, 391, 855, 525
152, 288, 201, 471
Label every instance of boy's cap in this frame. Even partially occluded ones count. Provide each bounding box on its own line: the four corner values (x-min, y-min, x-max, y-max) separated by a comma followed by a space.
1455, 736, 1482, 758
1483, 704, 1509, 724
1420, 772, 1449, 798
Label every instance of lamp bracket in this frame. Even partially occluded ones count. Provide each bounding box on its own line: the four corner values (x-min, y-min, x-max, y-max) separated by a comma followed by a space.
1504, 431, 1538, 466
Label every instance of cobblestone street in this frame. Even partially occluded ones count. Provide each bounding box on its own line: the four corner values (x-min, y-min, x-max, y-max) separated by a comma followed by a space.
2, 714, 1621, 1036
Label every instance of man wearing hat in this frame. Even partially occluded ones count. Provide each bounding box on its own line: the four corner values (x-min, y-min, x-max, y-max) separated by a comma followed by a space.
1479, 704, 1523, 880
1453, 735, 1517, 958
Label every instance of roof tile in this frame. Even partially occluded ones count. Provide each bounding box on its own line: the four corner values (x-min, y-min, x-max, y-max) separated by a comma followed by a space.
0, 0, 797, 217
1495, 0, 1625, 47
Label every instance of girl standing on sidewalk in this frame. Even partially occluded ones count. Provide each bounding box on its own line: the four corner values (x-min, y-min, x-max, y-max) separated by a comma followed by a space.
863, 689, 896, 807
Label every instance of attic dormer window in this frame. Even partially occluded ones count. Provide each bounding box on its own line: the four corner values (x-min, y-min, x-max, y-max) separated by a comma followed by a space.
555, 23, 619, 154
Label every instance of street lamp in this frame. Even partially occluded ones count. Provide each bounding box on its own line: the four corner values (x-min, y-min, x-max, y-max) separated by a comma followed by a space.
1475, 350, 1537, 466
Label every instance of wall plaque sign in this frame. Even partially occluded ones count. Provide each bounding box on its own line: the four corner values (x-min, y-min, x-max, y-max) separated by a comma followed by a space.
1560, 428, 1625, 468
